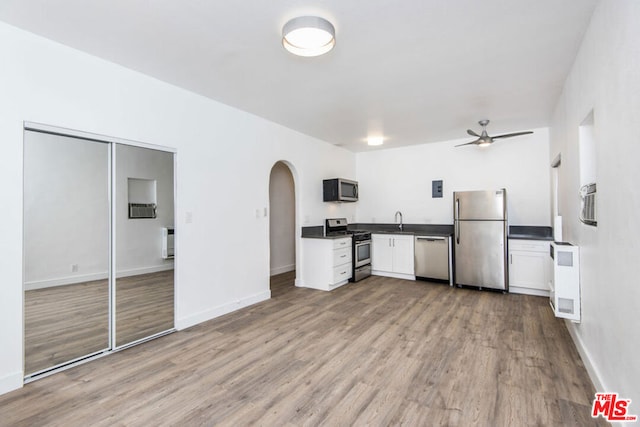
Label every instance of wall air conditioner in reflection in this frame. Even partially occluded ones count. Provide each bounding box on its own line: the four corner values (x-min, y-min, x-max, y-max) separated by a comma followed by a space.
162, 227, 174, 259
129, 203, 157, 219
579, 183, 597, 226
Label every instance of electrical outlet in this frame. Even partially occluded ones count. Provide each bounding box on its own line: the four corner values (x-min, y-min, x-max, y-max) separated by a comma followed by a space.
71, 264, 79, 273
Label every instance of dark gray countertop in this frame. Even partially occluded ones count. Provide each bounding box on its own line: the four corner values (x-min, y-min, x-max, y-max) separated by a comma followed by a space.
508, 225, 553, 241
304, 224, 551, 240
301, 223, 454, 239
352, 223, 453, 237
301, 226, 353, 239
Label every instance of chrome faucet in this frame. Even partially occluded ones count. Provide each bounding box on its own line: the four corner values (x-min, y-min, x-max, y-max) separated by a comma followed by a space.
395, 211, 403, 231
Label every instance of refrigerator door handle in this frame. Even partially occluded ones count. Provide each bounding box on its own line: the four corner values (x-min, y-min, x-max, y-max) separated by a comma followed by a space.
455, 198, 460, 244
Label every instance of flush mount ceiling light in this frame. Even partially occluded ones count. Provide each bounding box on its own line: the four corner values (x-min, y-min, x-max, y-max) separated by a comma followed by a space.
282, 16, 335, 57
367, 136, 384, 146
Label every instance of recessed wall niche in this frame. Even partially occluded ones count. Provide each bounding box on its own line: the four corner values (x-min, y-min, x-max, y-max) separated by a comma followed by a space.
128, 178, 157, 219
579, 110, 596, 186
578, 110, 597, 226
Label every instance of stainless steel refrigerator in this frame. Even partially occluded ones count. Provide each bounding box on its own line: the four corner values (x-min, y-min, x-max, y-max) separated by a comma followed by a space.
453, 189, 508, 291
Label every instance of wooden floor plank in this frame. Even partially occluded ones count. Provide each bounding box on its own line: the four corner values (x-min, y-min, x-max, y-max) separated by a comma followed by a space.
24, 270, 174, 375
1, 272, 606, 426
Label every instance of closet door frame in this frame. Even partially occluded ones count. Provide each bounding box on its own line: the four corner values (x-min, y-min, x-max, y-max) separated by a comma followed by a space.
23, 121, 177, 380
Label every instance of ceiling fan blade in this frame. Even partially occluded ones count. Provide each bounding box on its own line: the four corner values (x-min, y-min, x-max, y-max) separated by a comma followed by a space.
491, 131, 533, 140
467, 129, 480, 137
455, 141, 478, 147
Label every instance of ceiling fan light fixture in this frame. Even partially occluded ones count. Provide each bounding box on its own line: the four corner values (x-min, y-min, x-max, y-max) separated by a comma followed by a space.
282, 16, 335, 57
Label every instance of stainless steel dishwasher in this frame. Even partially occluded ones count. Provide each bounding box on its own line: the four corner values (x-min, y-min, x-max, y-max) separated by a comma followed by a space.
414, 235, 451, 284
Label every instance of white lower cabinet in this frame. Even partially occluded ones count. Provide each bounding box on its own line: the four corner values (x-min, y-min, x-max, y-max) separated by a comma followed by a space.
371, 234, 415, 280
301, 237, 352, 291
508, 239, 551, 296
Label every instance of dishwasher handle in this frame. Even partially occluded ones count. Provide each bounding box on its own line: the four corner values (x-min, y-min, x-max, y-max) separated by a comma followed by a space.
416, 236, 446, 242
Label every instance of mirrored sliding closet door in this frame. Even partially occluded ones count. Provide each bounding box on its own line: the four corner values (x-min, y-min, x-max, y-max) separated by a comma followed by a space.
114, 144, 174, 348
24, 127, 175, 378
23, 131, 110, 376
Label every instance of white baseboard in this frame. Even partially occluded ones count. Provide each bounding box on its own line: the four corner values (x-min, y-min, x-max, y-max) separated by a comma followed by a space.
270, 264, 295, 276
115, 264, 174, 279
175, 290, 270, 330
25, 272, 108, 290
565, 321, 606, 393
24, 264, 175, 290
372, 271, 416, 281
0, 370, 23, 396
509, 286, 550, 297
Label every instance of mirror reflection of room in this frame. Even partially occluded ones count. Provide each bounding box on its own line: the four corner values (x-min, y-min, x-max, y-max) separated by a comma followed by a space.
23, 131, 110, 375
23, 129, 175, 377
115, 144, 174, 347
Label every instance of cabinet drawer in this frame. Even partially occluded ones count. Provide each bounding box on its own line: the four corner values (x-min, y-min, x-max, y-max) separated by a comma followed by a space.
333, 247, 352, 265
332, 264, 352, 283
333, 238, 351, 249
509, 239, 550, 253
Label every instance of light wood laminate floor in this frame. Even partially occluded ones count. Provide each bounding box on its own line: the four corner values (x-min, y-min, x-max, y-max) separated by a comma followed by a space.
24, 270, 174, 375
5, 273, 604, 426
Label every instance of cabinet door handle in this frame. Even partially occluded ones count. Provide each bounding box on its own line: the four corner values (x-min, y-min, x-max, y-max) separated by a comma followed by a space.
510, 254, 512, 264
340, 255, 346, 258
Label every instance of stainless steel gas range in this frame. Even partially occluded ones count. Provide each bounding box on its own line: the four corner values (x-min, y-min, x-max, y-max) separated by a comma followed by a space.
325, 218, 372, 282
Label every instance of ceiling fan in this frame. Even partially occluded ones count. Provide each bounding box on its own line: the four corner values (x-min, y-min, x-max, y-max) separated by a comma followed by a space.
455, 119, 533, 147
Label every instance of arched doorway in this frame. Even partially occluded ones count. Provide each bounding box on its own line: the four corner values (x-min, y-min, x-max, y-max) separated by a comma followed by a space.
269, 161, 296, 297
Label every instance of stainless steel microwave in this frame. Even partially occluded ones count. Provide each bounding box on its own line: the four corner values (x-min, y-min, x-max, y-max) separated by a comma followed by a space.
323, 178, 358, 202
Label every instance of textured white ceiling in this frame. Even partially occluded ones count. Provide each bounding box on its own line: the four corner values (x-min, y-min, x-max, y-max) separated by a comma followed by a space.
0, 0, 598, 151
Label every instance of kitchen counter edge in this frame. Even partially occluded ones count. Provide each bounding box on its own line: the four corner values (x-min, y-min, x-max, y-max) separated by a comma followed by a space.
508, 225, 553, 241
301, 224, 454, 239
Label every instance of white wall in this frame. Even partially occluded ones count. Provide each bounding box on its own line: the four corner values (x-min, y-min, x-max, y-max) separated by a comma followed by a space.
0, 22, 356, 394
115, 144, 174, 276
23, 131, 110, 288
355, 130, 551, 226
23, 134, 175, 290
269, 162, 295, 276
549, 0, 640, 404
